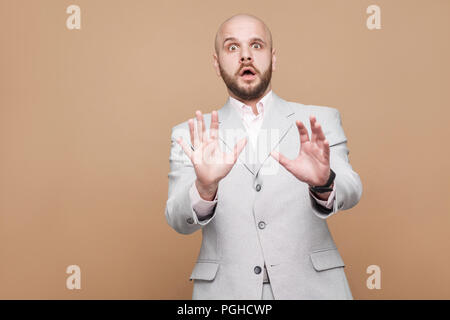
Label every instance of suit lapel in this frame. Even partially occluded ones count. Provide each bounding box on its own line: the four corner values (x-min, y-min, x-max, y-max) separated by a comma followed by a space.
217, 98, 255, 175
217, 92, 296, 176
252, 92, 295, 175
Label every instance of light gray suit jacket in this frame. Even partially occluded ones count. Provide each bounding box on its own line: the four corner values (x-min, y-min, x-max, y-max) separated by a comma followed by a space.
165, 92, 362, 299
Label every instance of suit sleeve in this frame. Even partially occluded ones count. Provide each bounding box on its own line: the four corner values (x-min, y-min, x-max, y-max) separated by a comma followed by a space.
310, 108, 363, 219
189, 181, 218, 220
164, 124, 218, 235
309, 183, 336, 210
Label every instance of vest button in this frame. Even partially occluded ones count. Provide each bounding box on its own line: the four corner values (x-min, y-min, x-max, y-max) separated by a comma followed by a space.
255, 184, 261, 192
254, 266, 262, 274
258, 221, 266, 229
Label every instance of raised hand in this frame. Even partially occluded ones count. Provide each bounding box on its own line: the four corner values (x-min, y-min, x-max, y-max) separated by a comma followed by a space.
176, 110, 247, 200
270, 115, 331, 187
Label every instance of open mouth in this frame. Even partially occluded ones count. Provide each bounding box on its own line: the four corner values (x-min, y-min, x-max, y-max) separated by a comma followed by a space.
239, 67, 257, 81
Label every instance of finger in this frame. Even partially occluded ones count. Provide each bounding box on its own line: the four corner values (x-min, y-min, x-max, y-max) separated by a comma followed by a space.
176, 137, 192, 159
314, 122, 325, 150
233, 137, 247, 162
201, 111, 207, 143
310, 115, 317, 143
210, 110, 219, 140
188, 119, 196, 148
296, 120, 310, 144
270, 151, 295, 172
323, 139, 330, 162
196, 110, 204, 144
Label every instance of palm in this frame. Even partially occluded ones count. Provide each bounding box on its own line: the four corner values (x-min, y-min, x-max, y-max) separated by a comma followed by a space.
177, 110, 247, 186
271, 116, 331, 186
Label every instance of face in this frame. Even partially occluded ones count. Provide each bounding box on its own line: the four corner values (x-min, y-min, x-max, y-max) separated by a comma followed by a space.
214, 17, 276, 101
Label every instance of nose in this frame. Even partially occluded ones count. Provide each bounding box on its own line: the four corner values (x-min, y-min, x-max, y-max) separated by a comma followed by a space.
240, 48, 253, 63
240, 55, 252, 63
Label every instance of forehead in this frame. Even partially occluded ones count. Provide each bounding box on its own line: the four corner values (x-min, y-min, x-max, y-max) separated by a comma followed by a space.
219, 18, 268, 43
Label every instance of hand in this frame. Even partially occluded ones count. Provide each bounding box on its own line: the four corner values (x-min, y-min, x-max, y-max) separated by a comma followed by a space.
270, 115, 331, 186
176, 110, 247, 197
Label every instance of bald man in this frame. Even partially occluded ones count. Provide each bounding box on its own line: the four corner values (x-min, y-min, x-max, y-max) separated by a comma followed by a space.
165, 14, 362, 300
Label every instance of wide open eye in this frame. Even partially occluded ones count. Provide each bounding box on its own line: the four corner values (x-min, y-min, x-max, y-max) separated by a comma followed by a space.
229, 44, 238, 51
252, 43, 262, 49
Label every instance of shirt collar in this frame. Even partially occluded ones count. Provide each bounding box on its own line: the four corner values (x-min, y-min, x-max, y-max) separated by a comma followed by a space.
229, 90, 273, 117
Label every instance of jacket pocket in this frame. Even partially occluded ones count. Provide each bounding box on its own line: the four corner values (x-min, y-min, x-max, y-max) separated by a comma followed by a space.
309, 248, 345, 271
189, 261, 220, 281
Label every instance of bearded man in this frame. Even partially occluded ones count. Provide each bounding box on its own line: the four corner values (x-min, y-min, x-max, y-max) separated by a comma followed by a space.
165, 14, 363, 300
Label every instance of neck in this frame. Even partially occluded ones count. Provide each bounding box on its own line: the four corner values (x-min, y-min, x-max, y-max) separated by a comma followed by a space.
228, 85, 272, 115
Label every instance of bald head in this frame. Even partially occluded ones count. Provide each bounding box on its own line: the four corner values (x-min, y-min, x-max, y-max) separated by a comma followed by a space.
214, 14, 273, 55
212, 14, 275, 102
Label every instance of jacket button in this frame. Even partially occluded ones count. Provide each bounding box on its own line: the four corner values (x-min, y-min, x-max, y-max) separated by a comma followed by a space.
254, 266, 262, 274
186, 217, 194, 224
258, 221, 266, 229
255, 184, 261, 192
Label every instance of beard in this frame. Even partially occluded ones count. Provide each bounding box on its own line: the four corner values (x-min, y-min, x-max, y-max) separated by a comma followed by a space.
219, 62, 272, 101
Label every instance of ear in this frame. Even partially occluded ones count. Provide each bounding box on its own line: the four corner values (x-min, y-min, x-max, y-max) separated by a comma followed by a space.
213, 53, 221, 77
271, 48, 277, 72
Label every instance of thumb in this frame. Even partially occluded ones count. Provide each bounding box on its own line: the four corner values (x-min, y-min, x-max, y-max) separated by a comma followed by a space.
270, 151, 294, 171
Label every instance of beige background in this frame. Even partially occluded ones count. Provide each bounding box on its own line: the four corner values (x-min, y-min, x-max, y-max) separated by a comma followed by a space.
1, 0, 449, 299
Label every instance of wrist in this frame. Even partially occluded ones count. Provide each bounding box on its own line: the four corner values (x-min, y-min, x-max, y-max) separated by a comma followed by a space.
309, 169, 335, 192
195, 179, 218, 201
310, 182, 334, 200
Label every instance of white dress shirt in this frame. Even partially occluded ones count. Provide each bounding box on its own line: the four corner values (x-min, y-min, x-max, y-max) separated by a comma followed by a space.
189, 90, 336, 220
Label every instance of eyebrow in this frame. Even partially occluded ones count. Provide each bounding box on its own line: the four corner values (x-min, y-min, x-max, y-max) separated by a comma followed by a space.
223, 37, 267, 46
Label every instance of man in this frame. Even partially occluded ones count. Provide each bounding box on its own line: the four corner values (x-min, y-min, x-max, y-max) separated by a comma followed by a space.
165, 14, 362, 300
